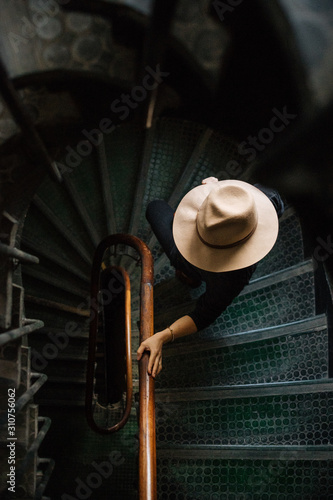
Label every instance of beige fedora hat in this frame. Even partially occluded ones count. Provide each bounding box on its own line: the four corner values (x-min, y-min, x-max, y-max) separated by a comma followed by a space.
173, 180, 279, 272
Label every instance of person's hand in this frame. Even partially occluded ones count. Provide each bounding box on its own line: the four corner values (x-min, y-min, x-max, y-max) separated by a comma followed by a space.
202, 177, 218, 184
137, 331, 167, 378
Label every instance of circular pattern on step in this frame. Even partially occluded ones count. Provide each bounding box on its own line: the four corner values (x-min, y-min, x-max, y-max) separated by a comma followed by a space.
157, 458, 333, 499
43, 42, 70, 67
36, 17, 63, 40
72, 35, 103, 64
156, 392, 333, 447
66, 12, 93, 33
156, 329, 328, 390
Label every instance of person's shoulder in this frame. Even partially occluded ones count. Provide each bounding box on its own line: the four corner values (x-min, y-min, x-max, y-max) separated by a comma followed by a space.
253, 183, 285, 218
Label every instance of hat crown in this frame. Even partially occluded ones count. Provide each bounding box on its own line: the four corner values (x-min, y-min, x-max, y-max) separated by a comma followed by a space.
197, 185, 258, 248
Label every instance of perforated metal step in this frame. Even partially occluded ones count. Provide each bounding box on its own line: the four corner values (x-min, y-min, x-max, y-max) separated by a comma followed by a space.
156, 379, 333, 446
154, 261, 316, 342
157, 454, 333, 500
156, 315, 328, 389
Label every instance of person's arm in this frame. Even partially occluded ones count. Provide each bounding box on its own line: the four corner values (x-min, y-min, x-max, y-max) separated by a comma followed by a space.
136, 315, 197, 378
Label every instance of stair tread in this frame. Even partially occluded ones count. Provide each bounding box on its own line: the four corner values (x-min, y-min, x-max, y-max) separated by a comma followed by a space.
155, 378, 333, 401
158, 443, 333, 451
157, 444, 333, 460
154, 259, 316, 339
155, 314, 329, 390
163, 314, 327, 356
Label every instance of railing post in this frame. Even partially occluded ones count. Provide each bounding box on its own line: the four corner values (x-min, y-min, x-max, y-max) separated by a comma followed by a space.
138, 244, 156, 500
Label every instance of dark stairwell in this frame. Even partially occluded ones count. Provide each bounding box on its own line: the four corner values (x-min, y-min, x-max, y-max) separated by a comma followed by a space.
0, 1, 333, 498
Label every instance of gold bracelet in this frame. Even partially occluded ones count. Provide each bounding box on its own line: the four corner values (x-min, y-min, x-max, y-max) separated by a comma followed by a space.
167, 326, 174, 343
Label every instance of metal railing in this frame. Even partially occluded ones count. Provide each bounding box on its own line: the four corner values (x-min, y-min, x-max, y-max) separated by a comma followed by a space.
86, 233, 156, 500
86, 264, 133, 434
0, 319, 44, 348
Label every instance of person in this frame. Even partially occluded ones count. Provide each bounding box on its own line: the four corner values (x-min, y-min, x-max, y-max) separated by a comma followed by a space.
137, 177, 285, 378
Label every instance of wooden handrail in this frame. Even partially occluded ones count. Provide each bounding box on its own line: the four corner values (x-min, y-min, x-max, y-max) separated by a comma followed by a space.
86, 264, 133, 434
137, 243, 156, 500
85, 234, 156, 500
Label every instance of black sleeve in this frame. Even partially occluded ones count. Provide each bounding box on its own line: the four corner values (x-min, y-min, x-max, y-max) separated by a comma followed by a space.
188, 265, 256, 331
254, 183, 285, 218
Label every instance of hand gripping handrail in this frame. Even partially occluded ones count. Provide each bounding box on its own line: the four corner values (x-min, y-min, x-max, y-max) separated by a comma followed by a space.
86, 234, 156, 500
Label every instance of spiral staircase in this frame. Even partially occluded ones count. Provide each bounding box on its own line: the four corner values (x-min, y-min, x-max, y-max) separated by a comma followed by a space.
0, 1, 333, 499
22, 116, 333, 498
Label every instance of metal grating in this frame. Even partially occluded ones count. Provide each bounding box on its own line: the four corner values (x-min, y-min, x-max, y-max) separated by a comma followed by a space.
145, 123, 252, 264
156, 328, 328, 389
1, 2, 137, 80
35, 174, 96, 250
40, 409, 139, 499
154, 254, 176, 284
186, 128, 251, 191
23, 195, 94, 270
157, 458, 333, 499
156, 391, 333, 447
100, 123, 144, 234
199, 270, 316, 340
154, 270, 316, 340
253, 211, 304, 279
137, 118, 206, 243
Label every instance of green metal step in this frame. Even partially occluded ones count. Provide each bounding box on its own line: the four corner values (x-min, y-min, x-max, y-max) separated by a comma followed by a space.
156, 454, 333, 500
125, 118, 253, 272
156, 315, 328, 390
154, 260, 316, 339
155, 380, 333, 446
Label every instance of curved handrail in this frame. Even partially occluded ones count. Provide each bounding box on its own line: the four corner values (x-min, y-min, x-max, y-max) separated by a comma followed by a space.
85, 233, 156, 499
86, 264, 132, 434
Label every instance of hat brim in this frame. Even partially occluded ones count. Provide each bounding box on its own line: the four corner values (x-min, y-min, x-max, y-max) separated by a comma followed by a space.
173, 180, 279, 272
